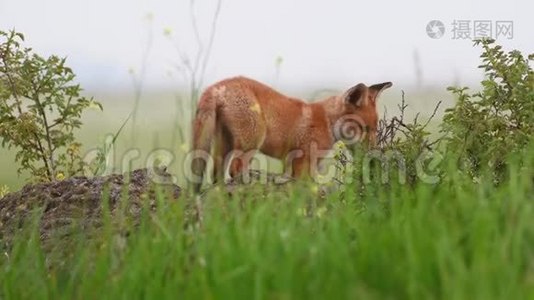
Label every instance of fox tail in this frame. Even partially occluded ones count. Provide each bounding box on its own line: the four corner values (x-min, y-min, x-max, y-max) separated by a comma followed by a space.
191, 93, 217, 193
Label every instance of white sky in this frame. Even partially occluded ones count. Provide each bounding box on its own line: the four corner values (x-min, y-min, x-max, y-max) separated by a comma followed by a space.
0, 0, 532, 91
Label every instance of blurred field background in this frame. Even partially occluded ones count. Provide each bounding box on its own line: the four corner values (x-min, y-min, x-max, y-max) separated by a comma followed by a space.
1, 0, 530, 190
1, 1, 534, 298
0, 87, 452, 190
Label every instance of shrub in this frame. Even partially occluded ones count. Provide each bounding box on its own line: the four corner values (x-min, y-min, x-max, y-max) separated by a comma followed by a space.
442, 39, 534, 182
334, 94, 442, 190
0, 30, 102, 182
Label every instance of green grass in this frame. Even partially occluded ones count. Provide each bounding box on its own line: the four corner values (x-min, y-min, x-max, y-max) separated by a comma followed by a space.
1, 146, 534, 299
6, 87, 529, 299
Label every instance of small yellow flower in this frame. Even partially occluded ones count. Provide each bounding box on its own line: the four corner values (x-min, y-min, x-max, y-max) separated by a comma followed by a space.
0, 185, 9, 198
163, 27, 172, 37
315, 206, 327, 218
275, 56, 284, 67
180, 143, 189, 153
56, 172, 65, 181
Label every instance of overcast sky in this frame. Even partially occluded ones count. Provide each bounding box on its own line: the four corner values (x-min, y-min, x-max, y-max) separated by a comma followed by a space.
0, 0, 532, 91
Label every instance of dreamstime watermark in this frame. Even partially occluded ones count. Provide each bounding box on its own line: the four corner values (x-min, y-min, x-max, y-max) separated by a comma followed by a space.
426, 19, 513, 40
175, 145, 443, 186
333, 113, 368, 145
82, 116, 443, 188
82, 143, 443, 187
82, 134, 178, 185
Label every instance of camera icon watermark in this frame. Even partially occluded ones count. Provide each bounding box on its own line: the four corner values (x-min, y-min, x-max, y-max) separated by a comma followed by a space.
426, 20, 445, 39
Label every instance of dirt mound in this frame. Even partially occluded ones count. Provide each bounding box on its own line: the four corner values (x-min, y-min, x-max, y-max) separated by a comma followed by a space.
0, 168, 181, 246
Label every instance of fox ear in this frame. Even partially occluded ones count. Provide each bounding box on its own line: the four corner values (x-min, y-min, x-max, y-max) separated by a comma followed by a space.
344, 83, 367, 106
369, 82, 393, 101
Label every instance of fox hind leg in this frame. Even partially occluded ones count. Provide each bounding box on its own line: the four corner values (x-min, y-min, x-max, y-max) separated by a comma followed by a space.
225, 128, 264, 183
219, 99, 266, 183
228, 149, 257, 183
212, 124, 232, 184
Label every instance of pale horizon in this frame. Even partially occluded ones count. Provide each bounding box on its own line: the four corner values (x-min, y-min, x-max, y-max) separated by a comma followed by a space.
1, 0, 532, 92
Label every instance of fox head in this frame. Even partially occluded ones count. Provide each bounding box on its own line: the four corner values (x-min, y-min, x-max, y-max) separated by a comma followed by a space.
336, 81, 393, 148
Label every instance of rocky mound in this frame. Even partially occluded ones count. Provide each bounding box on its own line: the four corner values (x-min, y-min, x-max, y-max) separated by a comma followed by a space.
0, 168, 181, 246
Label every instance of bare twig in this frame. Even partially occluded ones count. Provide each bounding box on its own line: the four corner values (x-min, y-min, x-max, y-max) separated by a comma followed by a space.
130, 14, 154, 145
423, 100, 442, 128
376, 90, 443, 151
167, 0, 223, 148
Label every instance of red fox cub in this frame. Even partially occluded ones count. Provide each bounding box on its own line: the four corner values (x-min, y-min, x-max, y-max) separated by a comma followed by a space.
191, 76, 392, 191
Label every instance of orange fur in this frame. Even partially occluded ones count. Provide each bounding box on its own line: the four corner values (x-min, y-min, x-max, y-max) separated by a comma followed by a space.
191, 76, 392, 192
